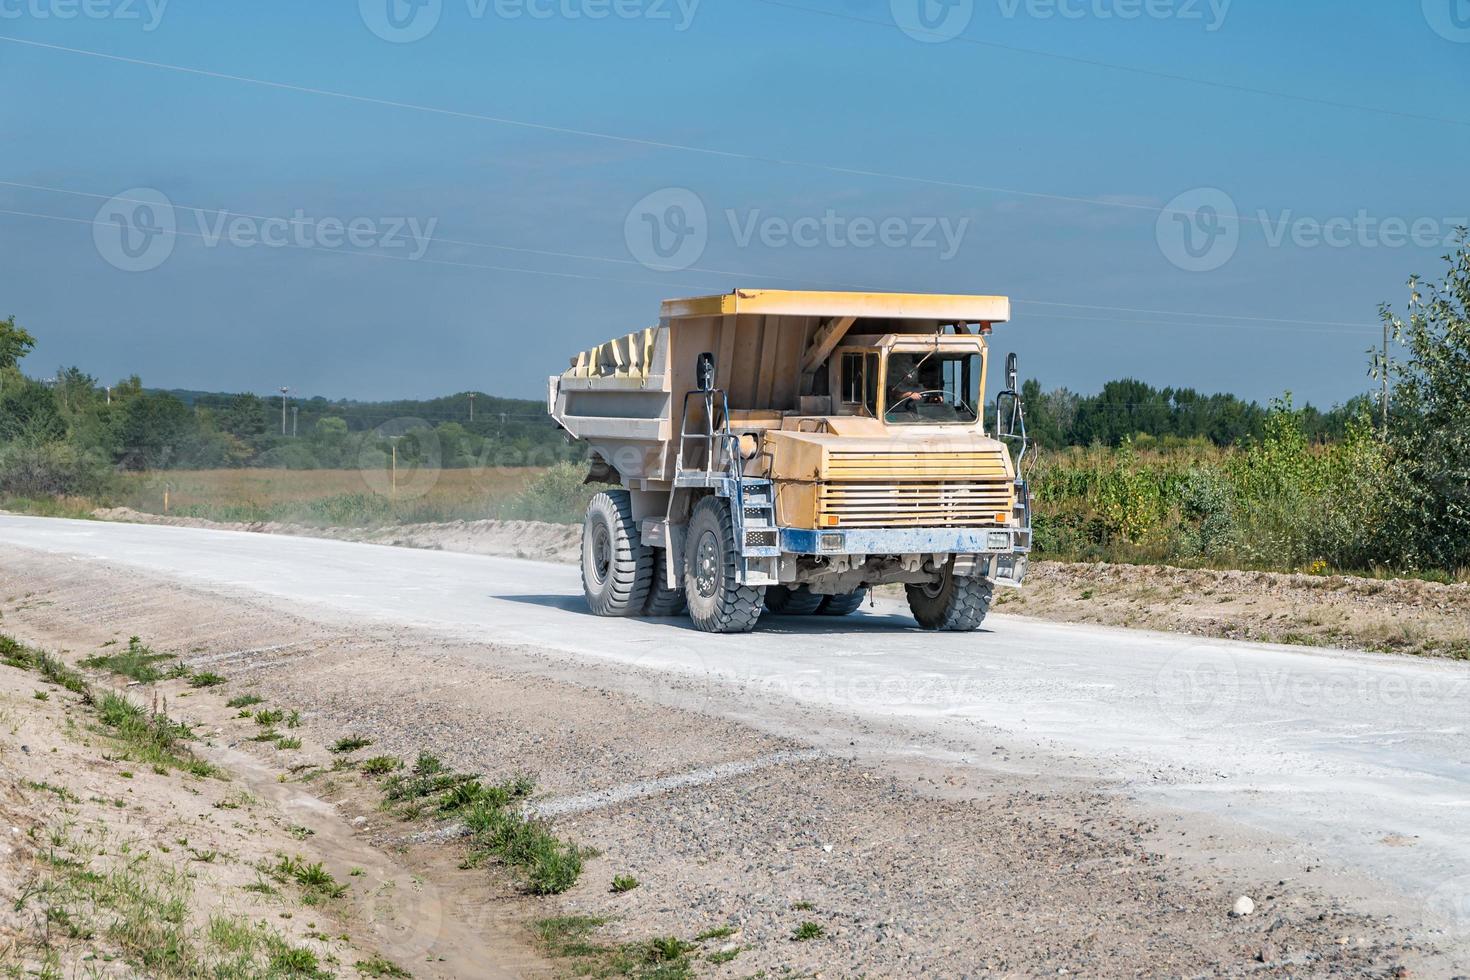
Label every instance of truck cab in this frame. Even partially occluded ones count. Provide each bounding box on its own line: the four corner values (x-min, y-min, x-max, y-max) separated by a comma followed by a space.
549, 289, 1031, 633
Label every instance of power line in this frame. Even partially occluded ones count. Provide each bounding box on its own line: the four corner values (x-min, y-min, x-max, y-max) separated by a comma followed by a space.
2, 181, 1377, 333
0, 34, 1344, 229
0, 206, 725, 291
752, 0, 1469, 129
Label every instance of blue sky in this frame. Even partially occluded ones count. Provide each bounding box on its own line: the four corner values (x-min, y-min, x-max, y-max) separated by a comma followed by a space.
1, 0, 1466, 406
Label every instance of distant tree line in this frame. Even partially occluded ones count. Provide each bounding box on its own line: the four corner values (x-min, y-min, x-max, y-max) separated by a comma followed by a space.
1019, 377, 1374, 450
0, 321, 576, 496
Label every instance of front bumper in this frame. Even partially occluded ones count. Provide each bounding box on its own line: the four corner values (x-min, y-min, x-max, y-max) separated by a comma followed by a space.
779, 526, 1031, 556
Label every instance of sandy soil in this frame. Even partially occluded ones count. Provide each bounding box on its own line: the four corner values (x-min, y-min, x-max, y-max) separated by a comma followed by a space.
1, 548, 1451, 978
0, 637, 511, 977
91, 506, 1470, 659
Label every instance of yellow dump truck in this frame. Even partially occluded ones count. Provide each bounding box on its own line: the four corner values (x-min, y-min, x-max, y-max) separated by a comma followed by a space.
548, 289, 1031, 633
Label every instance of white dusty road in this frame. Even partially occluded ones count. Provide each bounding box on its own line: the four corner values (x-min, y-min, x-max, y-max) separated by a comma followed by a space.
4, 514, 1468, 933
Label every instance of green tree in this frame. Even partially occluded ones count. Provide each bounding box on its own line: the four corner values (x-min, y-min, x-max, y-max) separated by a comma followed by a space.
1377, 231, 1470, 570
0, 315, 35, 370
112, 392, 195, 470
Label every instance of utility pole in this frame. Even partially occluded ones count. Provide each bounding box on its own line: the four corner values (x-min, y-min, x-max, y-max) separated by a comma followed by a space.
389, 437, 400, 501
468, 392, 475, 422
105, 386, 112, 405
291, 405, 299, 438
279, 387, 289, 435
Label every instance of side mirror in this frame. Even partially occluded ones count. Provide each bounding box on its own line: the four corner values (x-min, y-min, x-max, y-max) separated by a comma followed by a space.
1006, 352, 1018, 393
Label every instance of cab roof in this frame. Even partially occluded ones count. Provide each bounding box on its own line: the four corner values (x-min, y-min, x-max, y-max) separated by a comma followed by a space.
661, 289, 1011, 323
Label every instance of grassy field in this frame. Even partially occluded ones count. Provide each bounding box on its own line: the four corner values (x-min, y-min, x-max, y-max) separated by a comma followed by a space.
115, 467, 550, 525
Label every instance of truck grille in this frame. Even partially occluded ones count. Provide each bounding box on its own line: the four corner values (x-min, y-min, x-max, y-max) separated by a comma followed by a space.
819, 450, 1014, 528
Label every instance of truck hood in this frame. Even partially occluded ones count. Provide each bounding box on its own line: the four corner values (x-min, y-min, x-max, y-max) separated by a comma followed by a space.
764, 423, 1013, 483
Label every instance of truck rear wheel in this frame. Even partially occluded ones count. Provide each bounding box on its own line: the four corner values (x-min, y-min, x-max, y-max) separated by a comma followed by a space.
817, 589, 868, 616
763, 585, 825, 616
683, 497, 764, 633
580, 490, 654, 617
906, 565, 993, 631
643, 549, 687, 617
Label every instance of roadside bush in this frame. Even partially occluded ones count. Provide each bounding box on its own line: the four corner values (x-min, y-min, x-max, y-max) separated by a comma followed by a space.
0, 439, 114, 498
497, 461, 598, 524
1377, 231, 1470, 571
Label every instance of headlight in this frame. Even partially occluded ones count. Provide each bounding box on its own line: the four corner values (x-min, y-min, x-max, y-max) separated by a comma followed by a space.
819, 532, 845, 551
986, 530, 1011, 551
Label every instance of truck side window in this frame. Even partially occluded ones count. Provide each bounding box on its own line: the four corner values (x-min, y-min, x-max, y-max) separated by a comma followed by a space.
840, 352, 877, 416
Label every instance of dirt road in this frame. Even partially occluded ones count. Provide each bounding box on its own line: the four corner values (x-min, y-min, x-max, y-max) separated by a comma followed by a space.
3, 514, 1467, 976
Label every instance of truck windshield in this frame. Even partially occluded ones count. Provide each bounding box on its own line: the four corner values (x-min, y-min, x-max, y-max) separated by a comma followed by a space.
883, 351, 981, 424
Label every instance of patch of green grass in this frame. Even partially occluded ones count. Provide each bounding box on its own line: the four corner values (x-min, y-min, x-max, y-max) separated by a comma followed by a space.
705, 946, 741, 964
791, 900, 815, 911
96, 692, 220, 778
254, 708, 285, 727
1, 634, 37, 670
533, 917, 704, 979
32, 689, 49, 701
25, 780, 80, 804
378, 756, 580, 895
13, 824, 329, 980
226, 694, 263, 709
275, 736, 303, 750
36, 650, 92, 700
331, 735, 374, 754
534, 916, 609, 959
79, 636, 175, 683
359, 755, 402, 776
693, 925, 735, 942
266, 855, 348, 904
791, 921, 825, 941
611, 874, 640, 893
460, 789, 584, 895
188, 671, 227, 688
355, 954, 412, 977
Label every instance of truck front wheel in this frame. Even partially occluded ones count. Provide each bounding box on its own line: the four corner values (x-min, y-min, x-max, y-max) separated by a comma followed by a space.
581, 490, 654, 617
906, 564, 993, 631
683, 497, 765, 633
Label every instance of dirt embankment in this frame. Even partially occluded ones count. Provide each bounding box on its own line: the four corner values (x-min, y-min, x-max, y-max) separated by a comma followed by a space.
91, 506, 1470, 658
0, 635, 514, 978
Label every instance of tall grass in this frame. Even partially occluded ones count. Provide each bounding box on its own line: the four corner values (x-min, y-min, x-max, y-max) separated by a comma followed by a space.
1030, 403, 1394, 575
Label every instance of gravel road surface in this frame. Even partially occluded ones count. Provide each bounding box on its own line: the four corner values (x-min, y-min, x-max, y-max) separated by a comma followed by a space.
3, 514, 1467, 974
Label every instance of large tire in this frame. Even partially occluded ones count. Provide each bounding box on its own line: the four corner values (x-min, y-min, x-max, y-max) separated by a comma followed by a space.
683, 497, 765, 634
581, 490, 654, 617
906, 563, 993, 631
816, 589, 868, 617
643, 549, 688, 617
763, 584, 825, 616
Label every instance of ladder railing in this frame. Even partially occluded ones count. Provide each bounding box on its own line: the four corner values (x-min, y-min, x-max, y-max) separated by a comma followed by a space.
673, 386, 778, 583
